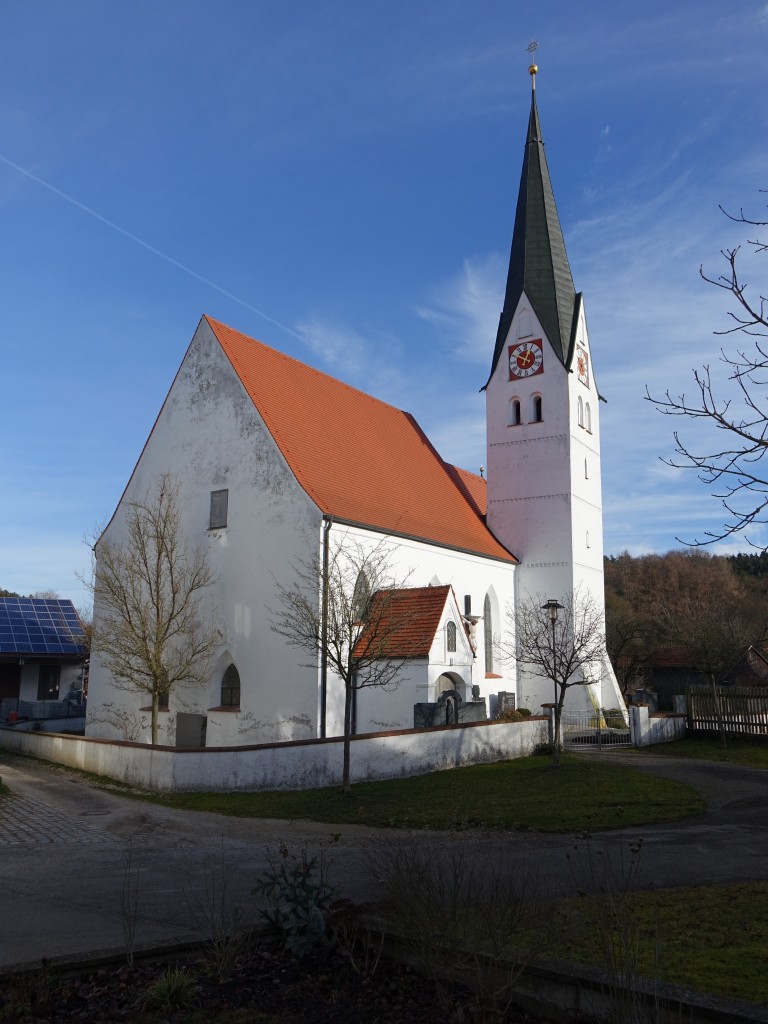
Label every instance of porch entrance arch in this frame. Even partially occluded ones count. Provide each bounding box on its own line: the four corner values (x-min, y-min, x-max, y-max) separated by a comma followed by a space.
436, 672, 466, 725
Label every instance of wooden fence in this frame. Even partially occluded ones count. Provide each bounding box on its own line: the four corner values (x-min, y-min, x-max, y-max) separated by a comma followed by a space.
687, 686, 768, 737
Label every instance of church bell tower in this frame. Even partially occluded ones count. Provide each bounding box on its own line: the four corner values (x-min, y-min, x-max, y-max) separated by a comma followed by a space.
484, 62, 622, 713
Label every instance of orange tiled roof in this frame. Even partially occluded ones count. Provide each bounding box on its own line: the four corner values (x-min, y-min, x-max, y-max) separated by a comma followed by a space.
355, 585, 452, 659
206, 317, 514, 562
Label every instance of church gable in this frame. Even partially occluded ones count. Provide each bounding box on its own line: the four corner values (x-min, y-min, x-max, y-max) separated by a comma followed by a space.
354, 584, 472, 666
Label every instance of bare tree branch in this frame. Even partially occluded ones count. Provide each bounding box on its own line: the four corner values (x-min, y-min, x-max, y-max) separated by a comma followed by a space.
87, 475, 221, 743
647, 194, 768, 546
503, 590, 606, 766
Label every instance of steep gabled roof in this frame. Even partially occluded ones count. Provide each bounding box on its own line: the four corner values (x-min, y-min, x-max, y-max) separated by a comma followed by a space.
355, 585, 454, 659
206, 317, 515, 563
484, 85, 578, 387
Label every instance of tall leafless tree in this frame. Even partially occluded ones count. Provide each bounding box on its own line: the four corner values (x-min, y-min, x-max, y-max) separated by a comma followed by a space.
647, 195, 768, 545
510, 590, 607, 766
271, 540, 414, 793
88, 475, 221, 744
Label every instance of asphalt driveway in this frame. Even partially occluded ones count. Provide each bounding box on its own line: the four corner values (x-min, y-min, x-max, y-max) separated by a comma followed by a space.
0, 748, 765, 973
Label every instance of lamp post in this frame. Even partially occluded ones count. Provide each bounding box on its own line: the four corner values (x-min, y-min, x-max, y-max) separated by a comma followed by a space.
542, 598, 565, 762
541, 599, 564, 706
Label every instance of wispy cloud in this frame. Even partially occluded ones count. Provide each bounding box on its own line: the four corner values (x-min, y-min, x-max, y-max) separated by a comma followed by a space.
415, 254, 505, 364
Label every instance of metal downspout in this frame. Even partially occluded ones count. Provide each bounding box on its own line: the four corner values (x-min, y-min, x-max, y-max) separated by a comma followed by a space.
320, 515, 332, 738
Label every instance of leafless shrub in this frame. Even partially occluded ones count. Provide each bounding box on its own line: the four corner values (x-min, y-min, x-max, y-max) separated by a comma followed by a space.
121, 839, 140, 967
185, 838, 249, 980
370, 835, 550, 1022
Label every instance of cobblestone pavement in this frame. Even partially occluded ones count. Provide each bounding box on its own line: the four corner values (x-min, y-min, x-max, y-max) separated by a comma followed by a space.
0, 788, 128, 845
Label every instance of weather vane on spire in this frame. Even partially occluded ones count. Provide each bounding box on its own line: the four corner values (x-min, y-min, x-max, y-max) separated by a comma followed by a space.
527, 39, 539, 88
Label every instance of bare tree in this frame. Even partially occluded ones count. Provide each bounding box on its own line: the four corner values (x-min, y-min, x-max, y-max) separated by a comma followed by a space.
271, 540, 413, 793
88, 475, 221, 744
647, 194, 768, 545
662, 592, 768, 751
510, 590, 607, 766
604, 590, 651, 700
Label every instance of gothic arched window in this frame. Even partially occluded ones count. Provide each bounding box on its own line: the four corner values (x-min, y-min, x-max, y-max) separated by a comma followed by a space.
352, 570, 372, 622
221, 664, 241, 707
484, 594, 494, 673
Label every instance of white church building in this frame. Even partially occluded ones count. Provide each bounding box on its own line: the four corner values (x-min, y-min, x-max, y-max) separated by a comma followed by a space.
87, 70, 624, 750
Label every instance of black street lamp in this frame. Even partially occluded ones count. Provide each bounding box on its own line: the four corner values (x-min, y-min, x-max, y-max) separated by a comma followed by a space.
541, 599, 564, 706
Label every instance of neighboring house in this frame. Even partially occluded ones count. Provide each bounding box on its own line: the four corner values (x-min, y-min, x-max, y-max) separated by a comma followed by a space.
87, 70, 624, 749
0, 597, 87, 709
638, 644, 768, 711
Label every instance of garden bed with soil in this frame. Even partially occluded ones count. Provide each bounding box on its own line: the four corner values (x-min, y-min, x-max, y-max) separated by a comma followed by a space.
1, 944, 589, 1024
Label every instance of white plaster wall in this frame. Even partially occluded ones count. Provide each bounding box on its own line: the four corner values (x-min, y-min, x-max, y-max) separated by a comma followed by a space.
0, 716, 549, 792
87, 318, 323, 748
320, 523, 517, 735
630, 706, 687, 746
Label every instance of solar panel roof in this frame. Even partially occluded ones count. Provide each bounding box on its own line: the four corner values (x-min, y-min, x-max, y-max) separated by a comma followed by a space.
0, 598, 87, 657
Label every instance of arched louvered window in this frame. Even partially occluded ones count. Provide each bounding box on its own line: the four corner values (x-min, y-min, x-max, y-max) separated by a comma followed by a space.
484, 594, 493, 673
221, 664, 241, 707
517, 310, 532, 338
352, 570, 371, 622
446, 620, 457, 653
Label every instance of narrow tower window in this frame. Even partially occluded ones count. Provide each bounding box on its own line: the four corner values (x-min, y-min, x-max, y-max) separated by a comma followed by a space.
446, 620, 457, 653
509, 398, 522, 426
577, 396, 584, 428
585, 403, 592, 433
517, 310, 532, 338
531, 395, 543, 423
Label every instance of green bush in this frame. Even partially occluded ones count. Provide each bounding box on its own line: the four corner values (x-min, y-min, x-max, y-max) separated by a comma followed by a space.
143, 967, 196, 1013
254, 843, 339, 956
602, 708, 628, 730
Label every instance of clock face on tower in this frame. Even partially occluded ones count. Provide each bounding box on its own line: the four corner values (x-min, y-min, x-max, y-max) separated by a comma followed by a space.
576, 345, 590, 387
509, 339, 544, 380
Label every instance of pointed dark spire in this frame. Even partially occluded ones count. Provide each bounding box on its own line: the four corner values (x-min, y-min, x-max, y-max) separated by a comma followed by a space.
484, 79, 577, 388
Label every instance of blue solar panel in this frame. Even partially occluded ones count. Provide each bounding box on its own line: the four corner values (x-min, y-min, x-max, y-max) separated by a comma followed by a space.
0, 598, 87, 656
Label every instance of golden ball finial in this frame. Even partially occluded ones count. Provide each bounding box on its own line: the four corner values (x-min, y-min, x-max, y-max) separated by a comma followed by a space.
528, 63, 538, 76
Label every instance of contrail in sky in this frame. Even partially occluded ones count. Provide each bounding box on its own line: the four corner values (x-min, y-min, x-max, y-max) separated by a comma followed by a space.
0, 154, 305, 343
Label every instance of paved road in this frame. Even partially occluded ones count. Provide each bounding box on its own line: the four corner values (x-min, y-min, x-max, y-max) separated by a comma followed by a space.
0, 749, 766, 973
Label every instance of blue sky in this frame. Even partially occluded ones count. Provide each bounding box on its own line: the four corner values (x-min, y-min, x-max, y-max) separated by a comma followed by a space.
2, 1, 767, 611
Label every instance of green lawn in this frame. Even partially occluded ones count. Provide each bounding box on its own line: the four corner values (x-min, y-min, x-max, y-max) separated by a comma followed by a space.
644, 733, 768, 768
144, 753, 705, 832
549, 880, 768, 1005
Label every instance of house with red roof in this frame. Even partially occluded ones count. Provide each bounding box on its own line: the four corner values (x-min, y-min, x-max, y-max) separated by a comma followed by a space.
87, 68, 623, 751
